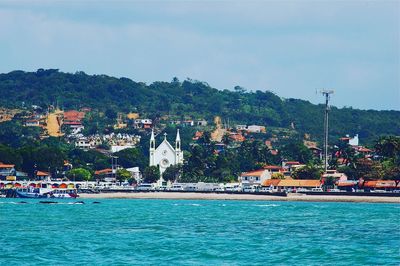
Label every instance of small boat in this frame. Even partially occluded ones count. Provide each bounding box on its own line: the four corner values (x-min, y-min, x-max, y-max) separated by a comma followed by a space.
15, 188, 78, 199
48, 189, 79, 199
15, 187, 52, 198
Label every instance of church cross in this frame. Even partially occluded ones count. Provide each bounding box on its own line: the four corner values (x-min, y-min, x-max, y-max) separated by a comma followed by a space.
164, 132, 167, 140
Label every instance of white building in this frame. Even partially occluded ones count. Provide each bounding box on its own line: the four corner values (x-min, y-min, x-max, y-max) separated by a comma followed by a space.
126, 167, 141, 182
247, 125, 266, 133
111, 145, 135, 153
149, 129, 184, 178
239, 169, 271, 187
75, 137, 92, 149
348, 134, 359, 146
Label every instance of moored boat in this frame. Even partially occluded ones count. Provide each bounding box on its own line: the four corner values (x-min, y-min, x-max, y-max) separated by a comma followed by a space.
15, 187, 52, 198
48, 189, 79, 198
15, 187, 78, 198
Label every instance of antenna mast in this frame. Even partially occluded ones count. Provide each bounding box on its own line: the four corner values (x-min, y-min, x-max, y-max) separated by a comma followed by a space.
319, 89, 334, 173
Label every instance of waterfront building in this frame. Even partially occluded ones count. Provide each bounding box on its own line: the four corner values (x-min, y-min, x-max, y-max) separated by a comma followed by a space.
149, 129, 183, 177
239, 169, 272, 188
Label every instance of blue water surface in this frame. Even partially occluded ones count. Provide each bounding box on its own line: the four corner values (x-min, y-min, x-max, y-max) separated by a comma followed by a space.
0, 199, 399, 265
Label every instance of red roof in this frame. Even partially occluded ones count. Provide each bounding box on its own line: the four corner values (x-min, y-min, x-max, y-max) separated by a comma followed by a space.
263, 165, 284, 171
358, 147, 372, 153
285, 161, 300, 165
262, 179, 281, 186
36, 171, 50, 176
64, 121, 83, 125
363, 180, 398, 188
95, 168, 113, 175
0, 164, 15, 168
229, 133, 245, 142
277, 179, 321, 187
241, 169, 265, 177
64, 110, 85, 121
337, 182, 356, 187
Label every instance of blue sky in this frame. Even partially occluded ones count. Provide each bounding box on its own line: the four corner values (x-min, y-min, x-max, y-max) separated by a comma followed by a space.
0, 0, 399, 110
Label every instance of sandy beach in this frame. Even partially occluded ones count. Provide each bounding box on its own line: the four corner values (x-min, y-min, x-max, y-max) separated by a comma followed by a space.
79, 192, 400, 203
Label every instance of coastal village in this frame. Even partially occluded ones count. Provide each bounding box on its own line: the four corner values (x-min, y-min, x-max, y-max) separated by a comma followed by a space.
0, 105, 399, 196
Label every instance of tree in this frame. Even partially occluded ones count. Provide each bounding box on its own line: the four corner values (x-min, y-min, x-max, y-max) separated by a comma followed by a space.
323, 175, 336, 189
66, 168, 92, 181
292, 165, 322, 180
271, 172, 285, 179
162, 164, 182, 182
117, 169, 131, 182
375, 136, 400, 159
143, 166, 160, 183
114, 148, 147, 170
280, 141, 313, 164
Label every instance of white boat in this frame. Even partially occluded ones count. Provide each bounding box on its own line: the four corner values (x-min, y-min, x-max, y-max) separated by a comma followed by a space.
15, 187, 78, 198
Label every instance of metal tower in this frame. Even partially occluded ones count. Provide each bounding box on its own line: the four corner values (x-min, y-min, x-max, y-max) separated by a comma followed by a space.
319, 89, 334, 173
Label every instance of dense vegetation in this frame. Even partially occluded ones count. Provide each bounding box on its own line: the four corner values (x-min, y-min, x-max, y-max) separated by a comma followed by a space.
0, 69, 399, 144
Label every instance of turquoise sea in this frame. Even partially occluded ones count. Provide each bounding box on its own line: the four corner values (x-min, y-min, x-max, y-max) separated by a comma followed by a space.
0, 198, 399, 265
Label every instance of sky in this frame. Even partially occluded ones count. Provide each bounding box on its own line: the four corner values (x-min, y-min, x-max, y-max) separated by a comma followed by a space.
0, 0, 399, 110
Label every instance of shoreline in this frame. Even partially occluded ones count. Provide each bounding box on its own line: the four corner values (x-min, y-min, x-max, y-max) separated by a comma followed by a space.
79, 192, 400, 203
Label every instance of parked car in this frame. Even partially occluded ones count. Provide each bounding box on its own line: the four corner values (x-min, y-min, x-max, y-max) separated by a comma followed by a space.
136, 183, 154, 191
311, 187, 323, 192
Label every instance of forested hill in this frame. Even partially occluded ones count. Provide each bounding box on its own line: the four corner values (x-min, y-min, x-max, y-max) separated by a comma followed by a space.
1, 69, 399, 143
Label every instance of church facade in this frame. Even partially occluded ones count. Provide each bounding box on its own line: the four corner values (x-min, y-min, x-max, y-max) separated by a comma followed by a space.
149, 129, 183, 177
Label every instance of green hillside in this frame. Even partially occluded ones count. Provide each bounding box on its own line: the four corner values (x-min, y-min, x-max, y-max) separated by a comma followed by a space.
1, 69, 399, 143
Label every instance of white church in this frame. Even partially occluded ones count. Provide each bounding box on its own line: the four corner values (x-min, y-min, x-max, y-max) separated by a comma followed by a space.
149, 129, 184, 181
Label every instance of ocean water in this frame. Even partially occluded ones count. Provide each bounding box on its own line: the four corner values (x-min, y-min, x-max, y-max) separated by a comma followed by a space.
0, 199, 399, 266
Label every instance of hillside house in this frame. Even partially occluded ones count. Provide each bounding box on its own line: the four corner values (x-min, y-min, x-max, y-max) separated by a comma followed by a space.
25, 119, 40, 127
247, 125, 266, 133
134, 119, 152, 129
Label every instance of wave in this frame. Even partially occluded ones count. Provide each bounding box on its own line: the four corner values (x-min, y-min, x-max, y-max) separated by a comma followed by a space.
254, 204, 280, 207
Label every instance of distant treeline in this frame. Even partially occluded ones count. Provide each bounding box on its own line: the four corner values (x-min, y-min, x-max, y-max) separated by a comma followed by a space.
0, 69, 399, 144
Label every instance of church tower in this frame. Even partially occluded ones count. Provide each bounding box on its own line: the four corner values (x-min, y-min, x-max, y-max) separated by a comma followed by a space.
149, 129, 155, 166
175, 129, 183, 164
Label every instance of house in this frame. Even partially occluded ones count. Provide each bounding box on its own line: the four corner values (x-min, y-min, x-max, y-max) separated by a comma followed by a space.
276, 179, 322, 191
25, 119, 40, 127
36, 171, 51, 181
182, 120, 194, 127
239, 169, 271, 187
196, 120, 208, 126
236, 125, 247, 131
282, 161, 303, 172
111, 144, 135, 153
64, 110, 85, 122
247, 125, 266, 133
0, 163, 16, 178
322, 170, 348, 182
336, 180, 358, 191
126, 167, 141, 182
134, 119, 152, 129
263, 165, 285, 174
75, 137, 92, 149
64, 121, 84, 134
340, 134, 359, 146
362, 180, 399, 192
261, 179, 281, 190
94, 168, 116, 182
229, 133, 245, 142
